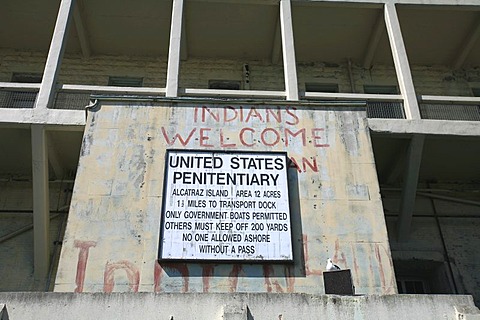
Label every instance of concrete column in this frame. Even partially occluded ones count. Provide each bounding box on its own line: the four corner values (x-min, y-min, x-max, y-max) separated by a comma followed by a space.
397, 134, 424, 241
35, 0, 75, 110
166, 0, 184, 97
384, 3, 420, 120
31, 125, 50, 285
280, 0, 299, 101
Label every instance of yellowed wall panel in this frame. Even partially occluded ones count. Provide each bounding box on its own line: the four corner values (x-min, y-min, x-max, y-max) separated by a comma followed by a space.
55, 102, 395, 294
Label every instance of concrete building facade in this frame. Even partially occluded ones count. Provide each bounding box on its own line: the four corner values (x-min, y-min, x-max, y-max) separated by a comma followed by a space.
1, 0, 480, 317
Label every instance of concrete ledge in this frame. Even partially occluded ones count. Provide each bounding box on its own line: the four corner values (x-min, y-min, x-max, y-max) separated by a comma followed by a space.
0, 109, 85, 127
368, 119, 480, 136
0, 293, 477, 320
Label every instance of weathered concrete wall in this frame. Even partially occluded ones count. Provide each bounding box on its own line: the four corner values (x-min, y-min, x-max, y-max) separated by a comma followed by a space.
0, 292, 478, 320
2, 49, 480, 95
54, 101, 395, 294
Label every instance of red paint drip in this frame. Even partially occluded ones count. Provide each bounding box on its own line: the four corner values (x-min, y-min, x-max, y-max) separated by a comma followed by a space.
164, 263, 189, 292
228, 264, 242, 293
263, 265, 273, 292
375, 244, 390, 293
154, 261, 163, 293
202, 264, 215, 293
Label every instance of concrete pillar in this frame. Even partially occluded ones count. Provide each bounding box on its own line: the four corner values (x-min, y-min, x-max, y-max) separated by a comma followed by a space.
31, 125, 50, 286
397, 134, 424, 241
166, 0, 184, 97
280, 0, 299, 101
35, 0, 75, 110
384, 3, 421, 120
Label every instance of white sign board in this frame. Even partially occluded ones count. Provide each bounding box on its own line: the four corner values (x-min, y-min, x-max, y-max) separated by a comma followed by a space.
159, 150, 292, 261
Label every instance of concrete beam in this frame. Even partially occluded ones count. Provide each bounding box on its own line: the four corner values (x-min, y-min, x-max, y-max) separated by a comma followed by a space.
73, 0, 91, 58
166, 0, 184, 97
31, 125, 50, 285
363, 11, 384, 69
397, 134, 424, 241
35, 0, 75, 110
453, 15, 480, 69
384, 3, 420, 120
0, 109, 85, 127
280, 0, 299, 101
368, 118, 480, 136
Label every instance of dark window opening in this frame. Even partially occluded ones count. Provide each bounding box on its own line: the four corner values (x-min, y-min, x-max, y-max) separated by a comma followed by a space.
12, 73, 42, 83
364, 85, 398, 95
472, 88, 480, 97
305, 83, 339, 93
108, 76, 143, 87
208, 80, 241, 90
397, 279, 427, 294
393, 259, 454, 295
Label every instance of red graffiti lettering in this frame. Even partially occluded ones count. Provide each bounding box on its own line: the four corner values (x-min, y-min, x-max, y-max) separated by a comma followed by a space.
161, 127, 196, 146
73, 240, 97, 293
239, 128, 255, 147
312, 128, 329, 147
285, 128, 306, 146
265, 108, 282, 123
103, 260, 140, 293
220, 130, 236, 148
199, 128, 213, 147
302, 157, 318, 172
161, 126, 327, 150
224, 106, 239, 122
260, 128, 281, 146
202, 106, 220, 122
194, 106, 298, 125
289, 157, 319, 173
245, 107, 263, 122
285, 107, 299, 125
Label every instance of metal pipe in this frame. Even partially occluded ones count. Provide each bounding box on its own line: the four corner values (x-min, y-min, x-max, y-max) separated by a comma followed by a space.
0, 213, 63, 244
381, 187, 454, 193
385, 214, 480, 218
381, 188, 480, 207
417, 192, 480, 207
